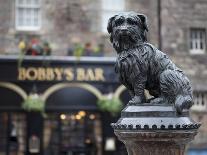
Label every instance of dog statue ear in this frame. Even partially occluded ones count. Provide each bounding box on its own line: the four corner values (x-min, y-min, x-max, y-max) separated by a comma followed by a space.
137, 14, 148, 31
107, 15, 116, 34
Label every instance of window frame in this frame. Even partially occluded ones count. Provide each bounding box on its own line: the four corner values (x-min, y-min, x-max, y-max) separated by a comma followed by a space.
189, 28, 206, 55
15, 0, 42, 31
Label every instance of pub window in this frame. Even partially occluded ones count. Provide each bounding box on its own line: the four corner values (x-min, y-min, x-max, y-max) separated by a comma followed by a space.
101, 0, 125, 33
190, 28, 206, 54
15, 0, 41, 31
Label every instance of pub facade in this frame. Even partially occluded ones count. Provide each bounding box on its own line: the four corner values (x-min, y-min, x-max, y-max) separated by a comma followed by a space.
0, 55, 129, 155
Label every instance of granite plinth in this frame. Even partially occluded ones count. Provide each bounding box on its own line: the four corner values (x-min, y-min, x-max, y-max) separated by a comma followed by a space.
111, 104, 200, 155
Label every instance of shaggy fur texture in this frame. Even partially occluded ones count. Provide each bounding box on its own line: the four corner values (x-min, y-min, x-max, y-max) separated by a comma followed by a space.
107, 12, 193, 114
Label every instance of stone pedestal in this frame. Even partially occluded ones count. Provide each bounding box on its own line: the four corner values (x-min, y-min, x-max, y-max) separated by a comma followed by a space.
111, 104, 200, 155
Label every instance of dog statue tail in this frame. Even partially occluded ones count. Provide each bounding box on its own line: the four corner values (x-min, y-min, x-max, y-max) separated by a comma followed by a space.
175, 95, 193, 114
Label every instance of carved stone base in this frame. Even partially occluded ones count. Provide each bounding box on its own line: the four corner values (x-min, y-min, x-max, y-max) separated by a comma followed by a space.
111, 104, 200, 155
115, 130, 197, 155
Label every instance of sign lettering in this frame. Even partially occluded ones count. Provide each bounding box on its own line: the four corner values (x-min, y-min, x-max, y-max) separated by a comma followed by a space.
18, 67, 105, 82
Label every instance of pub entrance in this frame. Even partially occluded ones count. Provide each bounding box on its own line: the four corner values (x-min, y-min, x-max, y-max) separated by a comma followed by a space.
0, 111, 102, 155
0, 56, 130, 155
43, 111, 102, 155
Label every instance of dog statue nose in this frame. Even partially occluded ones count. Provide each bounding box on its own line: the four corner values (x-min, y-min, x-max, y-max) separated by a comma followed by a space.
121, 29, 128, 33
121, 29, 127, 31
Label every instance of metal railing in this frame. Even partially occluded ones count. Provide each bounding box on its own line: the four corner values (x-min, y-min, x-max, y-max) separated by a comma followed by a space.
191, 92, 207, 112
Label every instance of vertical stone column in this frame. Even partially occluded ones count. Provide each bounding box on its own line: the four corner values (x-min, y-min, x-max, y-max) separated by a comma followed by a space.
111, 104, 200, 155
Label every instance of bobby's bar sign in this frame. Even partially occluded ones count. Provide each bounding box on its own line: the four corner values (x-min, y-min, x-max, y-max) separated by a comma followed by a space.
18, 67, 105, 81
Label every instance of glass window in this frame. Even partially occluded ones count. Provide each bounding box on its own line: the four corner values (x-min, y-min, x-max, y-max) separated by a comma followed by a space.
44, 112, 102, 155
101, 0, 125, 33
16, 0, 41, 31
0, 113, 26, 155
190, 28, 206, 54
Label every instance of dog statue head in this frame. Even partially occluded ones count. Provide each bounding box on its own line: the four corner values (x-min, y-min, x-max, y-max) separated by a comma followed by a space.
107, 11, 148, 53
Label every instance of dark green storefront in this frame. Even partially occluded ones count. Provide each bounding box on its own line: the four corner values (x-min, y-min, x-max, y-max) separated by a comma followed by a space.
0, 56, 129, 155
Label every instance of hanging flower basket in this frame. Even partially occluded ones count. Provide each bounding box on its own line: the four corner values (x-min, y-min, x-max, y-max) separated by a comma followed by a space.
22, 93, 45, 115
97, 94, 123, 116
17, 39, 52, 68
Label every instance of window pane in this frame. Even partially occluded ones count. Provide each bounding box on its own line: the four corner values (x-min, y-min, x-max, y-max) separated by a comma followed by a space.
17, 8, 26, 27
195, 41, 198, 49
26, 8, 32, 26
34, 0, 40, 5
18, 0, 24, 5
102, 0, 125, 11
190, 30, 193, 39
200, 41, 203, 49
101, 0, 125, 32
200, 31, 203, 39
194, 31, 197, 39
27, 0, 32, 6
18, 17, 23, 27
34, 9, 39, 26
30, 0, 40, 6
17, 8, 24, 26
190, 41, 193, 49
10, 113, 27, 155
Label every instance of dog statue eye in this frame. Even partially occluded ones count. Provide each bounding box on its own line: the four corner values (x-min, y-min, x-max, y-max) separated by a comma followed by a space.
127, 18, 137, 25
115, 19, 124, 26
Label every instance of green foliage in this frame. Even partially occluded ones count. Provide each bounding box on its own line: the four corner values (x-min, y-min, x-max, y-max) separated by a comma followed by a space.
18, 49, 26, 68
22, 94, 45, 115
74, 43, 84, 58
97, 97, 123, 116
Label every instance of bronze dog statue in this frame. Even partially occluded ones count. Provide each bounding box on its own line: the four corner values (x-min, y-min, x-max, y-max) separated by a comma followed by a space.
107, 12, 193, 114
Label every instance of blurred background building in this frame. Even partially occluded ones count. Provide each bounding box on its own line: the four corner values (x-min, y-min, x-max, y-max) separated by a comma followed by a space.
0, 0, 207, 155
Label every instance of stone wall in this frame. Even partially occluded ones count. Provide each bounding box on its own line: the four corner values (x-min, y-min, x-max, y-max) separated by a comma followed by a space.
41, 0, 103, 55
0, 0, 103, 55
1, 0, 207, 57
0, 0, 14, 54
161, 0, 207, 55
0, 0, 159, 56
160, 0, 207, 90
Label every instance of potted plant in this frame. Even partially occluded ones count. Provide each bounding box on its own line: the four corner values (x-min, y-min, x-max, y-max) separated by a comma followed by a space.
22, 93, 46, 116
97, 93, 123, 116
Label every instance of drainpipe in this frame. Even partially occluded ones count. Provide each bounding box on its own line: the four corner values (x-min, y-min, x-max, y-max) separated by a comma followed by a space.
158, 0, 162, 50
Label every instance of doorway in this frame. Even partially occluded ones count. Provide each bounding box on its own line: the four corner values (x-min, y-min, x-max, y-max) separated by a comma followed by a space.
43, 111, 102, 155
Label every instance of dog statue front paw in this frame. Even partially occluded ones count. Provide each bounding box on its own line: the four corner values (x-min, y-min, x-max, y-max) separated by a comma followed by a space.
129, 96, 143, 105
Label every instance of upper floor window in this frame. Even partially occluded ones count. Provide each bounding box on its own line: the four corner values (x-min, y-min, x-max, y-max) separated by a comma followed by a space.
15, 0, 41, 31
190, 28, 206, 54
101, 0, 125, 33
